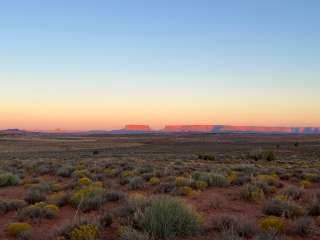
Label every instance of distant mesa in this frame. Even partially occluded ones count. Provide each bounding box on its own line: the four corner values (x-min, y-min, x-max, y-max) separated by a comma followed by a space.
123, 125, 151, 132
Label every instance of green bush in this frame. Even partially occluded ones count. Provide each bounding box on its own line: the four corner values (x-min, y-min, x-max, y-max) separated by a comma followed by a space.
0, 199, 27, 214
134, 196, 201, 238
0, 172, 20, 187
70, 185, 106, 212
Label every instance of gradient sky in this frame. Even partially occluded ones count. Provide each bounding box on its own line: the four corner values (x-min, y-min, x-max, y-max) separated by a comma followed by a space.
1, 0, 320, 130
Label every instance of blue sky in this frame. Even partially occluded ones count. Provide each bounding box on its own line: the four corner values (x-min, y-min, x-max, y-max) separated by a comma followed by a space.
1, 0, 319, 130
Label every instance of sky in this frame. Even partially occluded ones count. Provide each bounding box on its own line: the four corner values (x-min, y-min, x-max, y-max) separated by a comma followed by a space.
1, 0, 320, 130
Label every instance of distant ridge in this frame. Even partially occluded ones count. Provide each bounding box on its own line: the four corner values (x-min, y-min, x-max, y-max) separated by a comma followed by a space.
1, 124, 320, 136
163, 125, 320, 134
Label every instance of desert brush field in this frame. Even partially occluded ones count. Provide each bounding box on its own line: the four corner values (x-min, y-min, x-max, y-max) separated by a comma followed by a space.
1, 134, 320, 240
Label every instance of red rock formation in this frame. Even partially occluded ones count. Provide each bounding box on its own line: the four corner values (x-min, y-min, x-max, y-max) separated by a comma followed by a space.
124, 125, 151, 131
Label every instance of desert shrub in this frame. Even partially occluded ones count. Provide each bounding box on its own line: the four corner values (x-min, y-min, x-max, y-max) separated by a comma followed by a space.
105, 191, 125, 202
128, 176, 145, 190
127, 194, 149, 212
134, 196, 201, 238
0, 199, 27, 214
304, 173, 320, 183
263, 198, 303, 218
78, 177, 92, 186
154, 182, 175, 193
227, 171, 237, 184
281, 185, 303, 200
70, 185, 106, 212
249, 149, 264, 161
264, 150, 276, 161
300, 180, 311, 188
240, 183, 264, 202
73, 169, 90, 178
198, 154, 215, 161
259, 216, 285, 233
50, 217, 99, 239
232, 174, 251, 186
24, 186, 47, 204
249, 149, 276, 161
255, 232, 284, 240
210, 214, 257, 238
192, 171, 230, 187
175, 176, 191, 187
211, 214, 238, 232
104, 168, 116, 177
307, 198, 320, 216
57, 165, 74, 177
98, 212, 113, 227
288, 216, 313, 236
7, 222, 32, 239
0, 172, 20, 187
256, 174, 281, 188
177, 186, 193, 196
256, 181, 277, 196
18, 202, 59, 220
217, 228, 242, 240
121, 170, 136, 178
69, 224, 100, 240
195, 180, 208, 190
236, 217, 258, 238
149, 177, 160, 185
120, 227, 150, 240
47, 192, 70, 207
